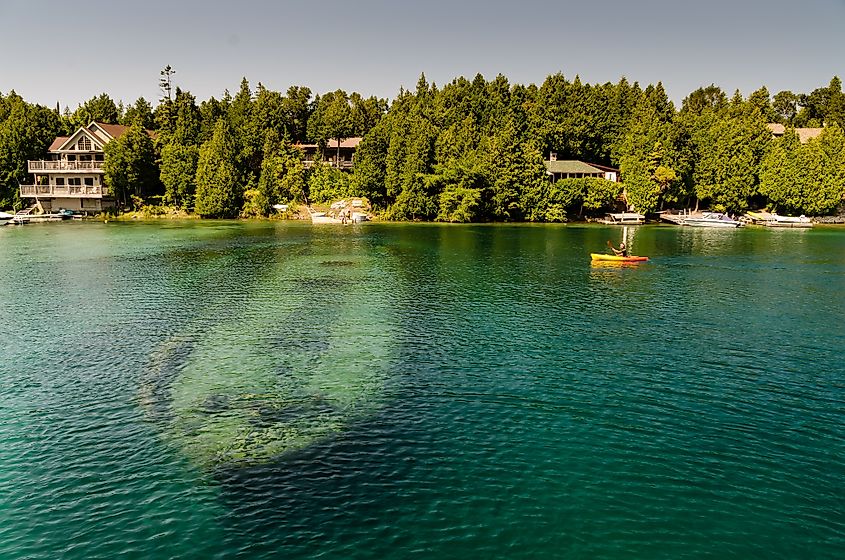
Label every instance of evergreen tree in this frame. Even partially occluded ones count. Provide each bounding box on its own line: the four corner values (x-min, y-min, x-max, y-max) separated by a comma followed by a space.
760, 129, 801, 212
350, 92, 388, 137
802, 123, 845, 214
351, 119, 390, 207
103, 122, 158, 208
483, 118, 526, 220
306, 159, 350, 203
250, 131, 290, 216
519, 142, 556, 222
160, 143, 199, 209
692, 115, 768, 212
0, 93, 62, 207
281, 86, 313, 143
308, 90, 354, 165
195, 120, 241, 218
121, 97, 155, 129
228, 78, 261, 186
278, 143, 307, 203
745, 87, 776, 121
170, 89, 202, 146
681, 85, 728, 116
616, 101, 679, 213
825, 76, 845, 128
434, 158, 486, 222
198, 95, 229, 144
72, 93, 120, 127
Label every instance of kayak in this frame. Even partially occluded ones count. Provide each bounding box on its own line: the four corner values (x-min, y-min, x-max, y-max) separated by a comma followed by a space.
590, 253, 649, 262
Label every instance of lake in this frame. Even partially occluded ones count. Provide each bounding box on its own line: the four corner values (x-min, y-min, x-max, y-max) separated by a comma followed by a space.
1, 221, 843, 559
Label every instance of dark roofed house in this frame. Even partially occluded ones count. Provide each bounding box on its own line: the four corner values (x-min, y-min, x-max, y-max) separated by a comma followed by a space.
294, 137, 362, 170
544, 154, 620, 182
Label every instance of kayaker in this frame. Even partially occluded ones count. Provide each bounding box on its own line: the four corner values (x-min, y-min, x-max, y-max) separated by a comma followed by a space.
612, 242, 628, 257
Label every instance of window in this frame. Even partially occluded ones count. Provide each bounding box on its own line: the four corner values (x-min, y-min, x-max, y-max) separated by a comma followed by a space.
78, 136, 91, 151
56, 178, 65, 186
84, 178, 94, 186
68, 178, 81, 186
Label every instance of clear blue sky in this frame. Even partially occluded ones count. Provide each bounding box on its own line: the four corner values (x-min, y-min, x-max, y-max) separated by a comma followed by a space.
2, 0, 842, 110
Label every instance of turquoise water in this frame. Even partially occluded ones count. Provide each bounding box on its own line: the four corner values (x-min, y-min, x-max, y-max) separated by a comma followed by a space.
0, 221, 843, 559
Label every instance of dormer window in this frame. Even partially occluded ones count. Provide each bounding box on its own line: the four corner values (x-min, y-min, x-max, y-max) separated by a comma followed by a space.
78, 136, 91, 151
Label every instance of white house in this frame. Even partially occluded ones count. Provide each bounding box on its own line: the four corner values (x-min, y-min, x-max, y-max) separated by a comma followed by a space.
20, 122, 152, 213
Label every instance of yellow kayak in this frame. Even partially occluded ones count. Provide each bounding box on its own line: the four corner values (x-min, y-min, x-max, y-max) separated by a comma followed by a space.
590, 253, 649, 262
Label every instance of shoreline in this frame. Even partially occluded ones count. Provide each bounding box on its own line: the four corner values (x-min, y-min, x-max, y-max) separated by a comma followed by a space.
33, 215, 845, 228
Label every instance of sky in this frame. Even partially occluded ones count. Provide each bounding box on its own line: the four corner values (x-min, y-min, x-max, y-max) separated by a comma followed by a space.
1, 0, 843, 110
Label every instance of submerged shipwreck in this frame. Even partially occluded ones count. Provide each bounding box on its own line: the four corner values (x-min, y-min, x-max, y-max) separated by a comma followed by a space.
140, 250, 397, 471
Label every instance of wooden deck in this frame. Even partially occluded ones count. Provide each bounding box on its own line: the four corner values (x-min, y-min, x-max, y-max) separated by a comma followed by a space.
20, 185, 104, 198
28, 160, 105, 172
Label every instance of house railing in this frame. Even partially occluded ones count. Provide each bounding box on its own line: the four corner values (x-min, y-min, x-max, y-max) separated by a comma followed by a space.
302, 159, 354, 170
28, 160, 105, 172
20, 184, 105, 197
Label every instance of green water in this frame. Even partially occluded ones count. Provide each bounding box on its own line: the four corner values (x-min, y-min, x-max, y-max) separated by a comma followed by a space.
0, 221, 843, 559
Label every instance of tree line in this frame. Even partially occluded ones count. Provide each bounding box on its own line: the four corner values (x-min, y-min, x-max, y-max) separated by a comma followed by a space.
0, 72, 843, 219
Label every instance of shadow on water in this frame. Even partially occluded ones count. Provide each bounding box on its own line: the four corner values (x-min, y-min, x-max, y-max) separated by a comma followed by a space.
212, 399, 420, 558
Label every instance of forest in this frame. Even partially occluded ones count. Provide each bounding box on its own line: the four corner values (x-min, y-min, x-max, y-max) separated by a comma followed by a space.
1, 70, 843, 220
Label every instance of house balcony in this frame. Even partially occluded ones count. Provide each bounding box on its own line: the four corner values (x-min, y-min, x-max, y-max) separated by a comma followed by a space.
20, 184, 105, 198
302, 159, 354, 170
28, 160, 105, 172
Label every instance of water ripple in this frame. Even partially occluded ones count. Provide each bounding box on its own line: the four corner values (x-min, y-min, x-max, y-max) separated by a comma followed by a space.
0, 223, 843, 558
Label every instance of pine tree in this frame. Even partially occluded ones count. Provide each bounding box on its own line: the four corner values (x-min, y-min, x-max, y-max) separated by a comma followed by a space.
195, 120, 241, 218
160, 143, 199, 209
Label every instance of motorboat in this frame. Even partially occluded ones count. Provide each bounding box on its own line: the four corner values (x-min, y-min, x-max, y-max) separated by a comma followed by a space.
0, 211, 14, 225
681, 211, 742, 228
745, 211, 812, 228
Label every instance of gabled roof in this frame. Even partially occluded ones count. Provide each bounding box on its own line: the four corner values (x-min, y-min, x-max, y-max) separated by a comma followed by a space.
53, 126, 108, 152
49, 121, 155, 153
545, 160, 604, 174
48, 136, 70, 151
90, 122, 130, 141
589, 162, 620, 174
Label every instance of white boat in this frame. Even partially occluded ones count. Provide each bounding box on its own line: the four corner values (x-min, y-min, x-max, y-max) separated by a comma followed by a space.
681, 211, 742, 228
0, 211, 14, 225
767, 214, 813, 228
745, 211, 812, 228
309, 210, 342, 224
